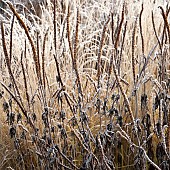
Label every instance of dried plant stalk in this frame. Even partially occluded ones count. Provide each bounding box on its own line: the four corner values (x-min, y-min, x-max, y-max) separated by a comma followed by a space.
160, 7, 170, 47
112, 60, 135, 130
152, 11, 162, 54
53, 0, 57, 51
167, 103, 170, 154
9, 15, 14, 64
53, 54, 74, 114
67, 4, 74, 65
158, 6, 170, 153
67, 6, 83, 99
106, 14, 115, 96
54, 145, 79, 170
114, 2, 125, 50
98, 136, 112, 170
139, 3, 144, 56
54, 55, 63, 87
118, 20, 127, 74
139, 4, 147, 96
111, 12, 114, 45
73, 8, 83, 97
36, 32, 40, 70
97, 16, 110, 130
1, 22, 9, 67
42, 29, 48, 89
70, 127, 99, 164
74, 8, 80, 61
0, 81, 36, 131
132, 16, 138, 85
97, 16, 110, 89
0, 81, 27, 118
7, 2, 41, 84
21, 52, 30, 110
1, 22, 23, 105
159, 6, 170, 45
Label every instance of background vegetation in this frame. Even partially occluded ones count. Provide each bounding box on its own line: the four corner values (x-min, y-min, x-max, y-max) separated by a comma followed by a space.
0, 0, 169, 169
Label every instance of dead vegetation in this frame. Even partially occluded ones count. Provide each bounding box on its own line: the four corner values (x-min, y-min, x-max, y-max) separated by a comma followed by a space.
0, 0, 170, 169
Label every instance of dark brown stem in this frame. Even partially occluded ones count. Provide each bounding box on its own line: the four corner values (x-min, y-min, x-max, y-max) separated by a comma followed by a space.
42, 29, 48, 89
9, 15, 14, 64
1, 22, 23, 107
151, 11, 162, 54
73, 8, 83, 97
132, 16, 138, 86
53, 0, 57, 51
21, 52, 30, 110
67, 4, 74, 66
114, 2, 125, 50
139, 3, 144, 56
7, 2, 41, 85
159, 6, 170, 46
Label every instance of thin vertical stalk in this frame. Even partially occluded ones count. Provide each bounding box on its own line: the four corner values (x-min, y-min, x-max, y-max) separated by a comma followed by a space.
112, 59, 140, 145
21, 52, 30, 110
42, 29, 48, 90
73, 8, 83, 98
139, 4, 146, 118
159, 6, 170, 49
106, 13, 114, 98
97, 16, 110, 132
97, 16, 110, 89
53, 55, 74, 114
9, 15, 15, 64
139, 3, 144, 57
1, 22, 23, 107
42, 30, 48, 106
159, 6, 170, 154
132, 16, 138, 118
53, 0, 57, 52
36, 32, 40, 70
132, 16, 137, 86
111, 12, 114, 45
152, 11, 162, 54
118, 20, 127, 75
7, 2, 42, 85
67, 4, 74, 67
114, 2, 125, 50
